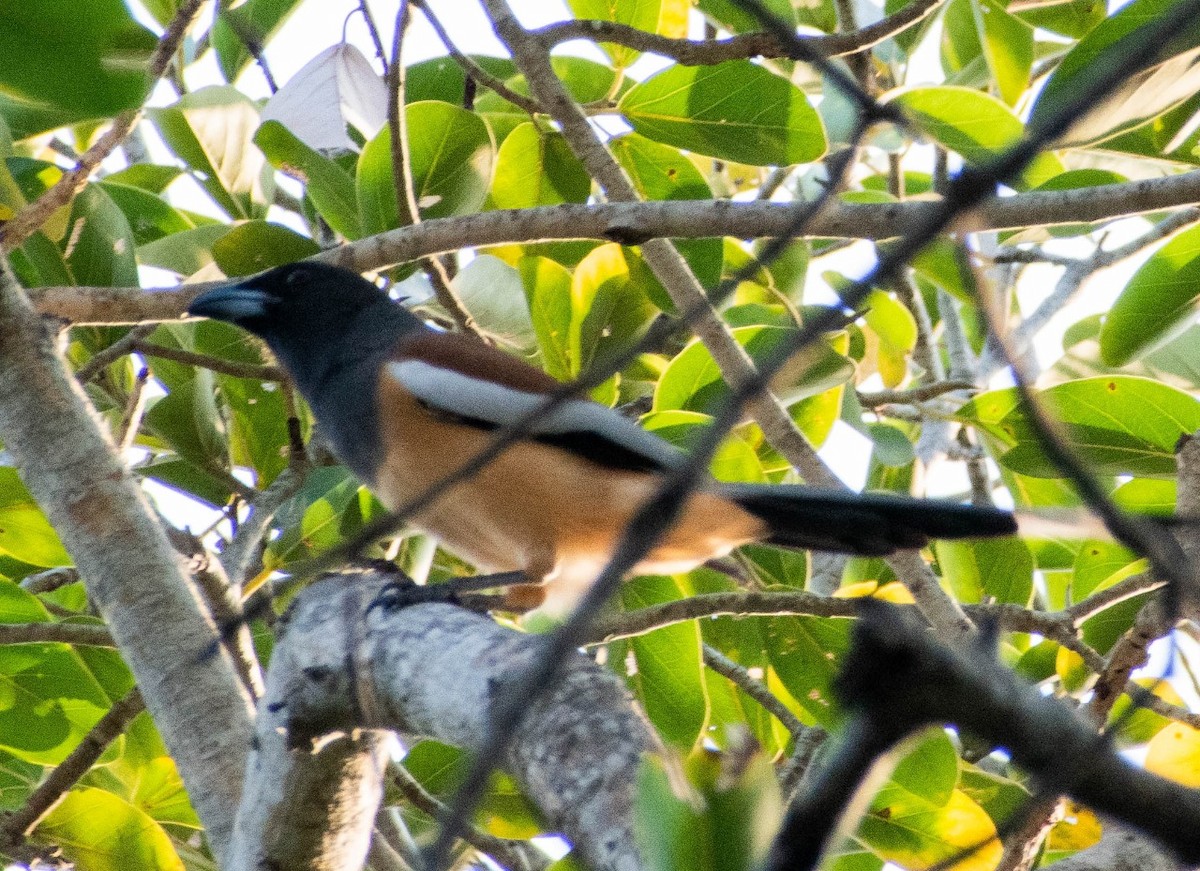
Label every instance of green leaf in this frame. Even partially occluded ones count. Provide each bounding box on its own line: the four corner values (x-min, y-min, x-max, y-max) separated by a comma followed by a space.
766, 616, 850, 726
859, 786, 1002, 871
941, 0, 983, 79
193, 320, 291, 486
357, 102, 494, 234
211, 0, 302, 83
98, 181, 197, 246
0, 644, 112, 764
619, 61, 827, 166
970, 0, 1033, 106
103, 164, 183, 194
519, 256, 574, 380
137, 225, 229, 277
887, 730, 960, 810
1082, 592, 1150, 654
636, 751, 784, 871
264, 470, 365, 567
993, 376, 1200, 478
61, 185, 138, 287
210, 221, 320, 276
149, 87, 270, 220
0, 577, 53, 623
1030, 0, 1200, 145
610, 132, 723, 288
890, 86, 1065, 188
0, 470, 71, 568
1107, 680, 1186, 746
0, 749, 42, 814
0, 504, 72, 568
405, 101, 494, 220
138, 459, 237, 509
1112, 478, 1176, 515
570, 244, 659, 375
450, 255, 535, 352
143, 371, 228, 477
490, 122, 591, 209
0, 0, 155, 139
35, 787, 184, 871
622, 576, 708, 751
568, 0, 689, 67
861, 290, 917, 388
642, 410, 767, 483
1072, 540, 1143, 601
935, 538, 1034, 605
1016, 0, 1104, 37
654, 326, 854, 415
89, 754, 200, 831
696, 0, 797, 34
957, 765, 1031, 825
254, 121, 361, 239
402, 740, 542, 838
739, 543, 809, 589
1100, 224, 1200, 366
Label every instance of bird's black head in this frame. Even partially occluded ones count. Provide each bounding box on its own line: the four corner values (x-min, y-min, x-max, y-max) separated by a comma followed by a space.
188, 261, 420, 343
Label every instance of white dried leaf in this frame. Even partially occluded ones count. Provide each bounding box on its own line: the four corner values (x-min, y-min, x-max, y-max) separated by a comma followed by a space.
261, 43, 387, 152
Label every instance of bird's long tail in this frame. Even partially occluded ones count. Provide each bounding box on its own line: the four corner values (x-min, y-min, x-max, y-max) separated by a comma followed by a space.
722, 485, 1018, 556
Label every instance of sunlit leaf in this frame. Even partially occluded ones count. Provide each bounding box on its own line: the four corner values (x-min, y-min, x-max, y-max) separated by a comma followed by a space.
620, 61, 827, 166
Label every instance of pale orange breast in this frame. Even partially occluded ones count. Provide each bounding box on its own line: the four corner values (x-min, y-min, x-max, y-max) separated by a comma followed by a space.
374, 375, 767, 606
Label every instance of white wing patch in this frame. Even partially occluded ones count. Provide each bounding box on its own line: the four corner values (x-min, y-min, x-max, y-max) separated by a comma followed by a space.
387, 360, 683, 470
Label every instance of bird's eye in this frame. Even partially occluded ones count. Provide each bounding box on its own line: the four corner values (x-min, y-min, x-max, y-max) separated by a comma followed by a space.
285, 267, 309, 286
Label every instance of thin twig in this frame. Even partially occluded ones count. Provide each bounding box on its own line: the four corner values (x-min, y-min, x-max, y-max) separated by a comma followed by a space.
75, 323, 157, 383
416, 0, 541, 115
134, 341, 284, 381
534, 0, 944, 63
356, 2, 389, 74
992, 207, 1200, 372
0, 623, 116, 648
857, 380, 977, 407
0, 688, 144, 852
703, 644, 807, 736
387, 2, 486, 339
392, 763, 550, 871
218, 444, 310, 588
19, 567, 81, 595
116, 367, 151, 452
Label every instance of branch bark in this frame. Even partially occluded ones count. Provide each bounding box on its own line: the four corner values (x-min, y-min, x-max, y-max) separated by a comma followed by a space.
534, 0, 944, 62
229, 571, 658, 871
30, 169, 1200, 325
0, 262, 254, 858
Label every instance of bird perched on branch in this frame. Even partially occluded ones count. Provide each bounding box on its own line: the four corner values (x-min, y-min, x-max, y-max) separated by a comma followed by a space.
189, 261, 1016, 610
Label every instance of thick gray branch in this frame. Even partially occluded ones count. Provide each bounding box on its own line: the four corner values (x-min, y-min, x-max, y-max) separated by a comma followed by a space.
230, 572, 659, 871
0, 265, 254, 856
31, 170, 1200, 324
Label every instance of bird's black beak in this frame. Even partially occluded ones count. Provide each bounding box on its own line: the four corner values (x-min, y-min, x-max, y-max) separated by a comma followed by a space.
187, 282, 273, 324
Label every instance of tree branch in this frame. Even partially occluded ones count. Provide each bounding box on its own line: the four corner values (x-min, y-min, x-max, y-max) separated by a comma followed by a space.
29, 170, 1200, 325
535, 0, 944, 62
229, 571, 656, 871
768, 602, 1200, 871
0, 262, 254, 858
0, 622, 116, 648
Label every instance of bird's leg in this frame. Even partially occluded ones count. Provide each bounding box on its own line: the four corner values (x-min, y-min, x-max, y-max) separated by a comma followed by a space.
436, 570, 529, 595
367, 570, 531, 614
